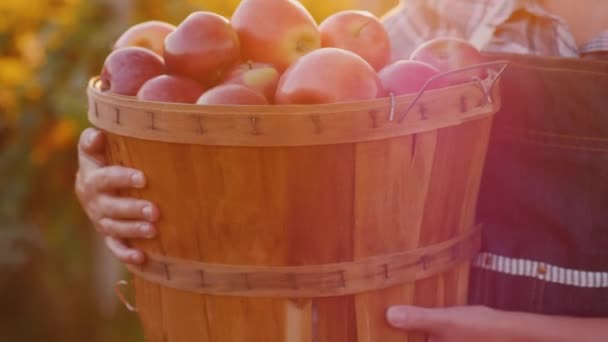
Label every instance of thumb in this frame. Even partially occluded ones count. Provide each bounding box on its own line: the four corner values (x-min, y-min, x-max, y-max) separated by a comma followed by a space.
79, 128, 106, 155
386, 305, 449, 333
78, 128, 107, 167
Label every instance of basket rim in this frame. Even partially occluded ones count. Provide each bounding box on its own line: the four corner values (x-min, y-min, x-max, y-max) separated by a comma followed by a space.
88, 76, 472, 115
87, 61, 507, 147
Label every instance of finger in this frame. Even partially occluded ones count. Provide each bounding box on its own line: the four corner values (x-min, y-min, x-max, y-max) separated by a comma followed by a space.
79, 127, 106, 154
86, 166, 147, 192
98, 218, 156, 239
105, 236, 145, 264
78, 128, 106, 166
386, 306, 450, 333
97, 195, 159, 221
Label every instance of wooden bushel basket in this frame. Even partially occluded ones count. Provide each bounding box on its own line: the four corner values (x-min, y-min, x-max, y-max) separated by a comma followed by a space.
87, 61, 508, 342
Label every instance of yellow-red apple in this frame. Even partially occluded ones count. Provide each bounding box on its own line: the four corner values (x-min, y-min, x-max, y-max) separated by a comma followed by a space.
275, 47, 383, 104
319, 10, 390, 71
113, 21, 176, 56
222, 61, 280, 102
410, 37, 484, 84
137, 75, 206, 104
100, 47, 165, 96
164, 12, 240, 85
231, 0, 321, 71
197, 84, 268, 105
378, 60, 444, 95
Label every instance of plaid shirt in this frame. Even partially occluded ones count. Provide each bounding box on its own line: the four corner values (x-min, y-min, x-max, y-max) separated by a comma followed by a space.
382, 0, 608, 61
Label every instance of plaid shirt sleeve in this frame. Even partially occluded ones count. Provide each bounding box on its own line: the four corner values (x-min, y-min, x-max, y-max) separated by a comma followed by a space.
381, 0, 595, 61
580, 30, 608, 55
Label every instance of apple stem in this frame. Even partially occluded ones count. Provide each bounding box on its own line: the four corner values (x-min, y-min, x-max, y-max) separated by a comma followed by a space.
296, 39, 313, 53
355, 23, 370, 38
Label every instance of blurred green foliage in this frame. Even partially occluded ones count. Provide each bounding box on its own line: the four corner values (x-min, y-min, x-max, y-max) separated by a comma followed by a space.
0, 1, 145, 340
0, 0, 396, 341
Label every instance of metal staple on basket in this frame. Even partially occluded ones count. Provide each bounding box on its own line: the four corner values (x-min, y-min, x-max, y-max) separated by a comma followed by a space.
310, 115, 322, 135
115, 280, 137, 312
146, 111, 157, 130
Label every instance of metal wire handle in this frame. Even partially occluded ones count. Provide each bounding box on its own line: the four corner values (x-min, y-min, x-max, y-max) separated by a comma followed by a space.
115, 280, 138, 312
396, 60, 510, 123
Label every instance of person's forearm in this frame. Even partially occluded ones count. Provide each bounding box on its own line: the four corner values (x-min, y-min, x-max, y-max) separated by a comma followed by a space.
502, 311, 608, 342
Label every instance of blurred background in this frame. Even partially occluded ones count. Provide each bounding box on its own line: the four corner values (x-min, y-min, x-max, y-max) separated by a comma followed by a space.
0, 0, 397, 341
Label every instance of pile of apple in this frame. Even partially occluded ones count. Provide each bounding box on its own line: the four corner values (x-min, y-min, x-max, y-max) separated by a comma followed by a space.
100, 0, 484, 106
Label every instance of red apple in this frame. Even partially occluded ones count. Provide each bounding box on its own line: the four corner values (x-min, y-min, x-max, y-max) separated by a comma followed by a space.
197, 84, 268, 105
222, 62, 280, 102
378, 60, 444, 95
164, 12, 240, 85
113, 21, 176, 56
231, 0, 321, 72
275, 47, 383, 104
319, 10, 390, 71
100, 47, 165, 96
137, 75, 206, 104
410, 37, 484, 84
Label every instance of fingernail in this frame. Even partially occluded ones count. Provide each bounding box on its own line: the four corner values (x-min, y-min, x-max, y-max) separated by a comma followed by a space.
142, 205, 154, 220
139, 223, 156, 238
131, 173, 145, 188
86, 130, 97, 147
387, 307, 406, 326
131, 251, 144, 264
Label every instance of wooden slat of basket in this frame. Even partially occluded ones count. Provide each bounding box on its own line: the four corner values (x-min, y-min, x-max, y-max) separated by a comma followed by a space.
402, 130, 441, 342
281, 145, 358, 342
439, 119, 493, 315
293, 145, 351, 342
353, 133, 421, 341
185, 145, 292, 342
417, 124, 470, 306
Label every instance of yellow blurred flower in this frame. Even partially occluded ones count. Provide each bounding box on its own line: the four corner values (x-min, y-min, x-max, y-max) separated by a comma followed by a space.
0, 1, 46, 27
48, 119, 77, 150
0, 0, 80, 33
184, 0, 391, 21
299, 0, 355, 21
188, 0, 241, 17
0, 58, 32, 88
52, 6, 79, 29
24, 82, 43, 102
0, 88, 18, 120
16, 32, 46, 68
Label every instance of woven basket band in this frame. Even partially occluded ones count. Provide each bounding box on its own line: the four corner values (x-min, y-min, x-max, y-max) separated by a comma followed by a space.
127, 227, 481, 298
87, 61, 509, 147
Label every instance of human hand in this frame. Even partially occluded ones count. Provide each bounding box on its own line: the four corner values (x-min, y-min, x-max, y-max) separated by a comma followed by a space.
386, 305, 520, 342
386, 305, 607, 342
75, 128, 160, 264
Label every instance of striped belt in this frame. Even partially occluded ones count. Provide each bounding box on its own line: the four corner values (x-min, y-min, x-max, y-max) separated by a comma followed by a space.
473, 252, 608, 288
